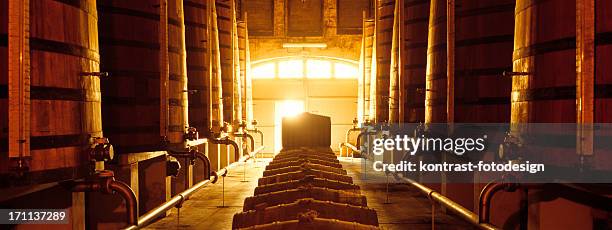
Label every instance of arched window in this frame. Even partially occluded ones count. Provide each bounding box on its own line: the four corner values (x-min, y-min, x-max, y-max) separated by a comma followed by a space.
251, 56, 359, 79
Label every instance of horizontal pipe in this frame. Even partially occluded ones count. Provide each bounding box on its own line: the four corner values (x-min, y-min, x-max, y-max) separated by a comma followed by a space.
391, 172, 500, 230
123, 140, 265, 229
339, 142, 361, 155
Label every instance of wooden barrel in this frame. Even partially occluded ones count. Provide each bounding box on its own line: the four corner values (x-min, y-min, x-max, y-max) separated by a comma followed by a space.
512, 0, 612, 123
1, 0, 8, 172
424, 0, 446, 123
403, 0, 429, 123
363, 20, 375, 121
210, 1, 224, 129
167, 0, 189, 145
98, 0, 188, 154
185, 0, 210, 134
375, 0, 394, 123
232, 16, 242, 125
238, 21, 247, 122
216, 0, 236, 125
388, 0, 400, 123
454, 0, 514, 122
1, 0, 101, 185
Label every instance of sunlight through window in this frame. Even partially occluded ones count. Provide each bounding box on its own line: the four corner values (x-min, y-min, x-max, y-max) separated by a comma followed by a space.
334, 62, 359, 79
278, 60, 303, 78
252, 62, 275, 79
306, 59, 332, 79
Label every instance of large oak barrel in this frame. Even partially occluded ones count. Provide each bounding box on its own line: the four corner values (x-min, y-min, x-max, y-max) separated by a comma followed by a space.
185, 0, 209, 134
98, 0, 188, 154
424, 0, 446, 123
375, 0, 394, 123
1, 0, 8, 172
0, 0, 101, 185
238, 21, 247, 122
512, 0, 612, 123
455, 1, 514, 122
216, 0, 236, 125
403, 0, 429, 123
363, 19, 375, 121
210, 0, 224, 129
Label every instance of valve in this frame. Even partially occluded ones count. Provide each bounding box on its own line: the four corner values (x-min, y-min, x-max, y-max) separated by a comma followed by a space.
184, 127, 199, 141
352, 117, 359, 128
251, 119, 258, 127
88, 137, 114, 162
497, 132, 523, 161
166, 157, 182, 177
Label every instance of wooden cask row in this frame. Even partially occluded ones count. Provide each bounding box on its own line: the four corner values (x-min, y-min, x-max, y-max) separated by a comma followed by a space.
454, 0, 514, 123
375, 0, 395, 123
363, 20, 375, 121
1, 0, 100, 185
216, 0, 236, 125
424, 0, 446, 123
98, 0, 188, 153
185, 0, 210, 134
238, 21, 247, 122
403, 0, 429, 123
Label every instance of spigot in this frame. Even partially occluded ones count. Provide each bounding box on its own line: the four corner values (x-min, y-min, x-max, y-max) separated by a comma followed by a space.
498, 132, 523, 162
352, 118, 359, 128
184, 127, 199, 141
221, 122, 232, 134
251, 119, 258, 127
88, 137, 114, 162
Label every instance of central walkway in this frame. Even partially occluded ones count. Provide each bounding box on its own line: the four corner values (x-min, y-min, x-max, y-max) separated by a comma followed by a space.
146, 156, 472, 229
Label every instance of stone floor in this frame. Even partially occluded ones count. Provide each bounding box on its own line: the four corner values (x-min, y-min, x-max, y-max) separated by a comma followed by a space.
145, 157, 474, 230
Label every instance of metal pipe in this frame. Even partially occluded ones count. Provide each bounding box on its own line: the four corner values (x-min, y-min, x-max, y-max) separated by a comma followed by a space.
169, 150, 212, 180
479, 182, 612, 225
209, 136, 240, 162
109, 180, 139, 226
234, 132, 255, 151
356, 130, 376, 149
69, 171, 138, 227
391, 172, 500, 230
246, 129, 264, 147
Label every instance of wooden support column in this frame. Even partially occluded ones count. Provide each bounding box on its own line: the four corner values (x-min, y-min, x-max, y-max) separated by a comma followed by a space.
8, 0, 30, 160
576, 0, 595, 156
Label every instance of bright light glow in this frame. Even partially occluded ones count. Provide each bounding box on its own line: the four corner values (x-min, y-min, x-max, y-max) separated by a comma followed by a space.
306, 59, 332, 79
282, 43, 327, 48
334, 62, 359, 78
274, 100, 305, 153
275, 100, 305, 118
252, 63, 275, 79
278, 60, 303, 78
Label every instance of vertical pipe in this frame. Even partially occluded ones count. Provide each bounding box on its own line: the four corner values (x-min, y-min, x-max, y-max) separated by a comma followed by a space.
207, 0, 214, 133
8, 0, 30, 159
160, 0, 170, 140
446, 0, 455, 124
576, 0, 595, 156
